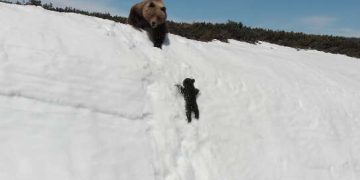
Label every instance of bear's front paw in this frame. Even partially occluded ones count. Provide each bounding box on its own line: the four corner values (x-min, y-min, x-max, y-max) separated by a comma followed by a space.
154, 43, 162, 49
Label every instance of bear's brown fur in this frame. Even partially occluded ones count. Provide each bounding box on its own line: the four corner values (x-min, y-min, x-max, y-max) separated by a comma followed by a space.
128, 0, 168, 48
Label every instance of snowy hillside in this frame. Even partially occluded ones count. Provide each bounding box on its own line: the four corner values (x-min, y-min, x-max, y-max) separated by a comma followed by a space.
1, 3, 360, 180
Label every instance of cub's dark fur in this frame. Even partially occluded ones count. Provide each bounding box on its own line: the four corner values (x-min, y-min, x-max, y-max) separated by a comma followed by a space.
176, 78, 200, 123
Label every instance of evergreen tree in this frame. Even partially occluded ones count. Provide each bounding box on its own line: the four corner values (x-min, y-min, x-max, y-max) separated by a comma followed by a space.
28, 0, 41, 6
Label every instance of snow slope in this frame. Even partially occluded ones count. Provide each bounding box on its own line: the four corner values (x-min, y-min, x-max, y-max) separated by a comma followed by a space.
1, 3, 360, 180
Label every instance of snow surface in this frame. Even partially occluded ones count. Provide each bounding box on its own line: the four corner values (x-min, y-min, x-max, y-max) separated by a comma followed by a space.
1, 3, 360, 180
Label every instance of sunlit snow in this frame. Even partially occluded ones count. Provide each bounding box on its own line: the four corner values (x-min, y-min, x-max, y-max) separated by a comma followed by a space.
1, 3, 360, 180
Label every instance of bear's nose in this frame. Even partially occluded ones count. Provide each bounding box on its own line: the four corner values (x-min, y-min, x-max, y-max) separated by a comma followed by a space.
151, 22, 156, 27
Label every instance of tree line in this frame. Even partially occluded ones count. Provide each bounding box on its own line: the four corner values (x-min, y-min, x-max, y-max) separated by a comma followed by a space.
1, 0, 360, 58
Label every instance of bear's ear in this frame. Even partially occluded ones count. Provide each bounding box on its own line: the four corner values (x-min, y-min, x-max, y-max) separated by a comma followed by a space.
161, 7, 166, 12
149, 2, 155, 7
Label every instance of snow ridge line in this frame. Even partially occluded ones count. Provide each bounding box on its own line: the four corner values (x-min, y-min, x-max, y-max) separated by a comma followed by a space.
0, 90, 150, 120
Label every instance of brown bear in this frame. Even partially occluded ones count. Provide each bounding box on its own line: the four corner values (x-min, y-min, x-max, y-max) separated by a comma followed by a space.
128, 0, 168, 48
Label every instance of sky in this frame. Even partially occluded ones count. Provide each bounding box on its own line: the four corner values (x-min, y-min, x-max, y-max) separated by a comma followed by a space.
12, 0, 360, 37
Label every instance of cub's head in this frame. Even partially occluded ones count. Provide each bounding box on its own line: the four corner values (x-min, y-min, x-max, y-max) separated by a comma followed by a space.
143, 0, 167, 28
183, 78, 195, 88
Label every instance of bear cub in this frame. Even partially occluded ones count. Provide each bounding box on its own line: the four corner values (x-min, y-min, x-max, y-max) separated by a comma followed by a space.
128, 0, 168, 48
176, 78, 200, 123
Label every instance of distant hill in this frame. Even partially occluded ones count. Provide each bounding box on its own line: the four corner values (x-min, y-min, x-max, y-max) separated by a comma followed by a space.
1, 0, 360, 58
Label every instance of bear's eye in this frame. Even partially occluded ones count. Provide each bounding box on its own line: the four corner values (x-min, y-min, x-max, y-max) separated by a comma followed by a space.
161, 7, 166, 12
149, 2, 155, 8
